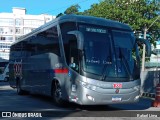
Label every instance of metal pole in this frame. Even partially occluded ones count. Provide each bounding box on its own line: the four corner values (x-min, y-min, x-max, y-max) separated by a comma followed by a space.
141, 27, 147, 71
13, 17, 16, 42
141, 15, 160, 71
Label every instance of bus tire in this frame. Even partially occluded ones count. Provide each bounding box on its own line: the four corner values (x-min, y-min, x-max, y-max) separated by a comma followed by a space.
16, 79, 25, 95
52, 81, 64, 106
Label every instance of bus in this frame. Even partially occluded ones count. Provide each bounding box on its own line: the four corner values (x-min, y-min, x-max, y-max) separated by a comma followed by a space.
9, 15, 151, 105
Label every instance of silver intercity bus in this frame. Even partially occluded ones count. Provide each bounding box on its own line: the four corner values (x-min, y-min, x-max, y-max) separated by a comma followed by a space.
9, 15, 151, 105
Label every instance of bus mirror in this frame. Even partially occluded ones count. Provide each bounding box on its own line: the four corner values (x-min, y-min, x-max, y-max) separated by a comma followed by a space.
136, 38, 151, 57
67, 31, 84, 50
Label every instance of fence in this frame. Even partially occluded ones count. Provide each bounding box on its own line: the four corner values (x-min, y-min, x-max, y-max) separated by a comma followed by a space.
141, 67, 160, 99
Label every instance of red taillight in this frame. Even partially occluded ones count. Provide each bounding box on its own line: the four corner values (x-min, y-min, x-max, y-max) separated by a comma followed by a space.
53, 68, 69, 74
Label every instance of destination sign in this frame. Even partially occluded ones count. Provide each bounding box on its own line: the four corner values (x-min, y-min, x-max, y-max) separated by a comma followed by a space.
86, 27, 107, 33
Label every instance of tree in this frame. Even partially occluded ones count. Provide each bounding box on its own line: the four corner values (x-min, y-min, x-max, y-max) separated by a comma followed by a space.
83, 0, 160, 47
56, 13, 64, 18
64, 4, 81, 15
56, 0, 160, 47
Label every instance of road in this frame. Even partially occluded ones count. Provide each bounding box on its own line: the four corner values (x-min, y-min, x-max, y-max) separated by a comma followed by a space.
0, 82, 160, 119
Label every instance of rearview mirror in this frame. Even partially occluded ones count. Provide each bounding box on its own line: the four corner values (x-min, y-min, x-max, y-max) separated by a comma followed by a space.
136, 38, 151, 57
67, 31, 84, 50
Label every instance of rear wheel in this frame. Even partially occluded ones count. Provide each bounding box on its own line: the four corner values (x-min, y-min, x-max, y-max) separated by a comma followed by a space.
16, 79, 25, 95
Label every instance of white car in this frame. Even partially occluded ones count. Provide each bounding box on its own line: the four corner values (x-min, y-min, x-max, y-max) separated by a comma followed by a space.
0, 64, 9, 82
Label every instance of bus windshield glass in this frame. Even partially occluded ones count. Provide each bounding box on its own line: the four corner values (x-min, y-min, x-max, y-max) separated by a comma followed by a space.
79, 24, 136, 79
79, 25, 111, 75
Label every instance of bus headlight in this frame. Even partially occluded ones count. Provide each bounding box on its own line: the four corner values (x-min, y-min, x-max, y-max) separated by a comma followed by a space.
80, 81, 97, 91
134, 95, 140, 101
86, 94, 95, 102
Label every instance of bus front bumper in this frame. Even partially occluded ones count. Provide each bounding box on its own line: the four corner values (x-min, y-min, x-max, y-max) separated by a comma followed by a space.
69, 82, 140, 105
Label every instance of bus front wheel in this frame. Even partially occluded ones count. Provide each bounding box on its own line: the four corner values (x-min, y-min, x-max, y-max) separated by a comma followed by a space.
52, 81, 64, 106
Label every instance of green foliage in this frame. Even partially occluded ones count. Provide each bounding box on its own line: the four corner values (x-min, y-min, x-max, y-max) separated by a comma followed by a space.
57, 0, 160, 60
56, 4, 81, 17
56, 13, 64, 18
83, 0, 160, 44
64, 4, 81, 15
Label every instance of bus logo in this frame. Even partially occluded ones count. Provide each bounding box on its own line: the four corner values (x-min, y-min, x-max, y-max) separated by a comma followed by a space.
113, 83, 122, 89
13, 61, 22, 78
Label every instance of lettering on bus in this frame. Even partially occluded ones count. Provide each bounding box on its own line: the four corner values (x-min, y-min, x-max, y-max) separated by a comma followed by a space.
86, 59, 112, 64
113, 83, 123, 89
86, 27, 107, 33
55, 63, 63, 68
86, 59, 100, 64
13, 60, 22, 78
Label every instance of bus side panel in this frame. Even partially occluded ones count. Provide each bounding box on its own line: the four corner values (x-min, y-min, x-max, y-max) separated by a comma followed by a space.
21, 53, 53, 94
20, 53, 67, 97
49, 53, 71, 100
9, 62, 16, 88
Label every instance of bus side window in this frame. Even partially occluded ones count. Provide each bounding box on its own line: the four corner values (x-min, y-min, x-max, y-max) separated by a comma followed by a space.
69, 36, 79, 71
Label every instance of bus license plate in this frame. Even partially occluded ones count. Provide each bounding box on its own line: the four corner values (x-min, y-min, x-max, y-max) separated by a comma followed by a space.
112, 97, 122, 102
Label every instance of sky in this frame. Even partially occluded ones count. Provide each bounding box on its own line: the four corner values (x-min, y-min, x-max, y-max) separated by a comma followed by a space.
0, 0, 100, 16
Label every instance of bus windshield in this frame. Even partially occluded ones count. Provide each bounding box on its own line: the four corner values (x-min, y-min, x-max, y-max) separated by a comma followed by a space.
79, 24, 136, 80
79, 25, 111, 75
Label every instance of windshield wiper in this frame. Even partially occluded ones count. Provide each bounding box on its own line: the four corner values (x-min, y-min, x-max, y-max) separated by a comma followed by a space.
119, 49, 133, 81
100, 57, 112, 81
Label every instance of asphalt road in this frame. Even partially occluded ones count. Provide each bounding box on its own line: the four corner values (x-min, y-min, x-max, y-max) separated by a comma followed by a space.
0, 82, 160, 119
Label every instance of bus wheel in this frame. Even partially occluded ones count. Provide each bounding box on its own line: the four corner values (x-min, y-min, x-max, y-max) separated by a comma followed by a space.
52, 81, 64, 105
16, 80, 24, 95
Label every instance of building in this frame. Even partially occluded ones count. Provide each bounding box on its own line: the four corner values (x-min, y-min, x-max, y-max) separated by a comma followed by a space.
0, 7, 55, 62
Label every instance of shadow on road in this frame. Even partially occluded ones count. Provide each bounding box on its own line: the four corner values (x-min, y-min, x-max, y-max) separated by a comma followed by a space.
0, 81, 10, 86
28, 93, 152, 111
0, 82, 154, 117
0, 81, 152, 111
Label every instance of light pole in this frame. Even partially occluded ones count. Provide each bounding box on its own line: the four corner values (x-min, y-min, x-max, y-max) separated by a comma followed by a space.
141, 27, 147, 71
141, 15, 160, 72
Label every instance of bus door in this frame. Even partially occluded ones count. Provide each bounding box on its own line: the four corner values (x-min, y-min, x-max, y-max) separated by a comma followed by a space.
62, 32, 81, 97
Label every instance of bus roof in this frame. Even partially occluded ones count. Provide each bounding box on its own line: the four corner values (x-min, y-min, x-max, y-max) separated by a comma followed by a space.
58, 15, 132, 30
13, 15, 132, 45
